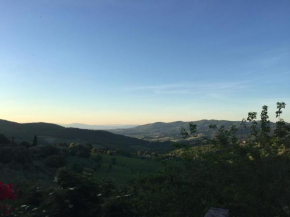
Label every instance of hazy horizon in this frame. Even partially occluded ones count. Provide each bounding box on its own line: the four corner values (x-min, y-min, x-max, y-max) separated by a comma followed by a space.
1, 0, 290, 124
1, 116, 289, 127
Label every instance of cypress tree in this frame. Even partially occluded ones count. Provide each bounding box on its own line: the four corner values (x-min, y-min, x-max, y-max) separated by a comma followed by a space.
33, 135, 38, 146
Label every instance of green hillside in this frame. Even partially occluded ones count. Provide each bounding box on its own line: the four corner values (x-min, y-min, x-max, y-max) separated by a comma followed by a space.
111, 120, 242, 140
0, 119, 172, 153
110, 120, 276, 142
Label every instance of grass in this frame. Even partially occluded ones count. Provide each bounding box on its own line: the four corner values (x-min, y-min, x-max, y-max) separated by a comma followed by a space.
67, 154, 164, 184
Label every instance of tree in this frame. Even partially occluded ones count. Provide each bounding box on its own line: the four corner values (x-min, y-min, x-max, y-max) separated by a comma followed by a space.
45, 155, 67, 168
32, 135, 38, 146
0, 134, 10, 144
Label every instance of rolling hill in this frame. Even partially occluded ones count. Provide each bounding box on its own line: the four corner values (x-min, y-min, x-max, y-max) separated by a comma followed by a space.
0, 119, 172, 152
110, 120, 268, 142
61, 123, 138, 130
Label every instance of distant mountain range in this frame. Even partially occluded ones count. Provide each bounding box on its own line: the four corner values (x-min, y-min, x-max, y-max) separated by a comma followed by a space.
0, 119, 171, 153
110, 120, 276, 142
61, 123, 138, 130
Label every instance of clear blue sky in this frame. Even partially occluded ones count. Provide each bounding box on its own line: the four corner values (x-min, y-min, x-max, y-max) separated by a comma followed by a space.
1, 0, 290, 124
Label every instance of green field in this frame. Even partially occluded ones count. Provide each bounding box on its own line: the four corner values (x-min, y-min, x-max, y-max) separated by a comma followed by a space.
68, 154, 165, 183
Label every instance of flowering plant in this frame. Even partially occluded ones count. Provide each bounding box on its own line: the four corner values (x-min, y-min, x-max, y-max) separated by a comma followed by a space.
0, 181, 18, 216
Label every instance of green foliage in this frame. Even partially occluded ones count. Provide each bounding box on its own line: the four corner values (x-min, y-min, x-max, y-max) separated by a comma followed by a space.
128, 102, 290, 217
20, 185, 44, 207
180, 122, 198, 139
71, 162, 84, 173
45, 155, 67, 168
90, 154, 103, 170
102, 198, 135, 217
19, 141, 31, 148
91, 154, 103, 163
30, 145, 60, 160
276, 102, 286, 118
0, 145, 31, 164
19, 168, 103, 217
69, 144, 92, 158
0, 134, 10, 144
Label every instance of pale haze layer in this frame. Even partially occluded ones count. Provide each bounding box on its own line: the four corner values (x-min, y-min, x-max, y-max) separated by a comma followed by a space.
0, 0, 290, 124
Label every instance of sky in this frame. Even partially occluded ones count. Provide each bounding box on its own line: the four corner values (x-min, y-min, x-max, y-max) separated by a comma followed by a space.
0, 0, 290, 125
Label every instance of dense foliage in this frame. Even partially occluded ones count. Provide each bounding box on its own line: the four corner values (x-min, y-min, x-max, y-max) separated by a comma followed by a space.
129, 102, 290, 217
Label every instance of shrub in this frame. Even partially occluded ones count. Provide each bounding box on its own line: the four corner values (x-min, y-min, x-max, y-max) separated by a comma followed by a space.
45, 155, 67, 168
0, 146, 31, 164
69, 144, 92, 158
31, 145, 60, 159
44, 168, 102, 217
19, 141, 31, 148
102, 198, 135, 217
71, 162, 84, 173
0, 134, 10, 144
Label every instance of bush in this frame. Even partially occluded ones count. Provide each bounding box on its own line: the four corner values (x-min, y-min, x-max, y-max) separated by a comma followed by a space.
19, 141, 31, 148
45, 155, 67, 168
71, 162, 84, 173
0, 134, 10, 144
102, 198, 135, 217
31, 145, 60, 159
0, 146, 31, 164
45, 168, 102, 217
69, 144, 92, 158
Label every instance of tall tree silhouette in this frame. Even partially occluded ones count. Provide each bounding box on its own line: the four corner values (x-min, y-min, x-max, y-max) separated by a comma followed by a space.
32, 135, 38, 146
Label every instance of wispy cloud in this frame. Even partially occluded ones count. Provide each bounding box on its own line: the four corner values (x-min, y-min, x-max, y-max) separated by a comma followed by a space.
123, 71, 290, 99
248, 49, 290, 69
125, 81, 247, 98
